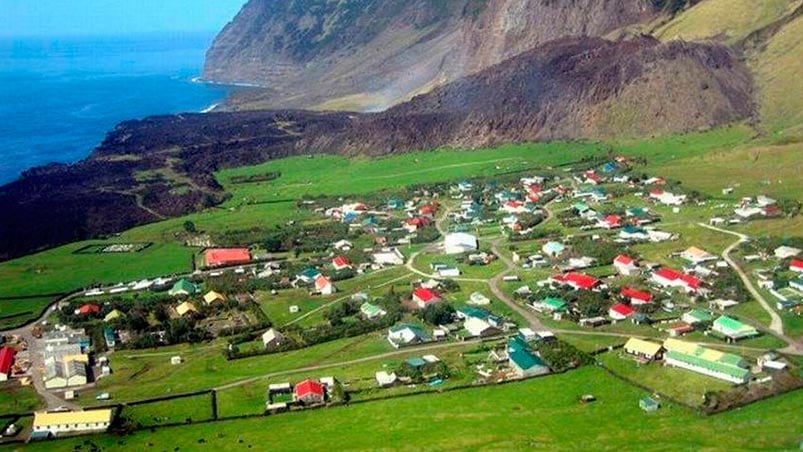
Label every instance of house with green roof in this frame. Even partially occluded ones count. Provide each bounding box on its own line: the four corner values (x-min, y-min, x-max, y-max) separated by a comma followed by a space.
712, 316, 759, 341
681, 308, 714, 326
532, 297, 567, 314
542, 241, 566, 257
360, 302, 387, 320
663, 338, 750, 384
507, 338, 550, 378
296, 267, 322, 284
387, 199, 404, 210
168, 279, 199, 297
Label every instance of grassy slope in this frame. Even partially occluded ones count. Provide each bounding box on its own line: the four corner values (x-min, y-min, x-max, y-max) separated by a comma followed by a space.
27, 367, 803, 451
751, 14, 803, 138
655, 0, 800, 43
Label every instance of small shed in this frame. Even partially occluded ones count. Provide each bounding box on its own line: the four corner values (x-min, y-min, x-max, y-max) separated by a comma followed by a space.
170, 356, 182, 365
640, 397, 660, 412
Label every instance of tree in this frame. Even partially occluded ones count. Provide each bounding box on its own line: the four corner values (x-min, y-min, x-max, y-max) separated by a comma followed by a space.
421, 302, 455, 325
183, 221, 196, 233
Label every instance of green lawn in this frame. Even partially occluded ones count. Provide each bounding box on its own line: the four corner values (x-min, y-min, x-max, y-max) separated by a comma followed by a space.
0, 383, 43, 416
597, 350, 733, 407
122, 392, 214, 428
28, 366, 803, 451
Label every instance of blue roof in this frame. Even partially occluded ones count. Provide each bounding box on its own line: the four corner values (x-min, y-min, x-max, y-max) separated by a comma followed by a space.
405, 357, 427, 368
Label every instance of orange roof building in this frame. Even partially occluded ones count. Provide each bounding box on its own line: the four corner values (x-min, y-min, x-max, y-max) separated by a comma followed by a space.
204, 248, 251, 268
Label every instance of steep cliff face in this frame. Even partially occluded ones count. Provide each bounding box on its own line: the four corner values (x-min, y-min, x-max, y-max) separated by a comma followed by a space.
203, 0, 659, 110
312, 36, 755, 153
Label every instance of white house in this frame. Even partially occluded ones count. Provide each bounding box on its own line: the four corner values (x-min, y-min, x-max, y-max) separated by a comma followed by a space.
262, 328, 285, 349
464, 317, 501, 338
314, 275, 336, 295
373, 248, 405, 266
613, 255, 638, 276
774, 246, 801, 259
444, 233, 479, 255
375, 371, 398, 387
680, 247, 716, 265
32, 410, 113, 437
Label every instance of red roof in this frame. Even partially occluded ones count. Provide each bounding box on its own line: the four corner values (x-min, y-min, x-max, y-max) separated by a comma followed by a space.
528, 185, 542, 194
621, 287, 652, 303
610, 303, 635, 317
604, 215, 622, 226
294, 379, 324, 398
406, 217, 430, 227
78, 304, 100, 315
315, 275, 332, 290
650, 189, 664, 196
505, 200, 524, 208
791, 259, 803, 270
413, 287, 440, 303
552, 272, 600, 290
0, 347, 15, 375
614, 255, 635, 266
205, 248, 251, 267
669, 323, 695, 333
679, 274, 701, 289
419, 205, 436, 215
654, 268, 682, 281
332, 256, 352, 268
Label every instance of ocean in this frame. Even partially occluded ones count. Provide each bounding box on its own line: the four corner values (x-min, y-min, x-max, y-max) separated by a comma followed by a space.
0, 32, 229, 185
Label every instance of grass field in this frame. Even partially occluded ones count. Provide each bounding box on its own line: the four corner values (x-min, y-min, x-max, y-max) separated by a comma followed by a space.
29, 366, 803, 451
597, 350, 733, 407
655, 0, 800, 44
0, 383, 42, 416
122, 392, 214, 428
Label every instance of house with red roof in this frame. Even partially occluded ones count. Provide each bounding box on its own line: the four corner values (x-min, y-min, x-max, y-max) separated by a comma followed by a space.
418, 204, 437, 217
204, 248, 251, 268
413, 287, 441, 309
790, 259, 803, 273
651, 268, 701, 293
584, 171, 602, 185
75, 304, 100, 316
613, 254, 638, 276
550, 273, 601, 291
621, 287, 653, 305
609, 303, 635, 320
403, 217, 430, 233
502, 200, 528, 214
294, 379, 325, 405
598, 215, 622, 230
332, 256, 352, 272
315, 275, 336, 295
0, 346, 15, 381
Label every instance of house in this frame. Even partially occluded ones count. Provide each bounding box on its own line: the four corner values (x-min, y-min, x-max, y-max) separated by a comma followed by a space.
621, 287, 652, 305
532, 297, 567, 314
387, 324, 429, 348
542, 241, 566, 257
412, 287, 441, 309
551, 272, 601, 291
507, 337, 550, 378
43, 358, 87, 389
712, 316, 759, 341
502, 200, 528, 214
168, 279, 199, 297
294, 379, 325, 405
613, 255, 639, 276
102, 327, 116, 349
711, 299, 739, 310
373, 248, 405, 266
619, 225, 650, 241
262, 328, 285, 349
75, 304, 100, 316
175, 301, 197, 317
296, 268, 322, 284
332, 256, 352, 271
0, 346, 15, 381
640, 397, 660, 412
314, 275, 336, 295
468, 292, 491, 305
387, 199, 405, 210
624, 338, 663, 361
682, 308, 713, 326
203, 290, 226, 305
204, 248, 251, 268
598, 215, 622, 229
444, 233, 479, 255
790, 259, 803, 273
649, 189, 686, 206
667, 323, 695, 337
680, 247, 716, 265
333, 239, 353, 251
609, 303, 635, 320
774, 246, 801, 259
360, 302, 387, 320
651, 268, 702, 293
464, 317, 502, 338
103, 309, 123, 323
375, 371, 398, 387
662, 338, 750, 384
32, 409, 113, 438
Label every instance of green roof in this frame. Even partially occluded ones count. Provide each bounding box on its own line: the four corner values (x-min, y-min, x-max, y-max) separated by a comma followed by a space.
298, 268, 321, 279
686, 309, 713, 323
405, 357, 427, 368
542, 297, 567, 310
360, 302, 384, 317
713, 316, 758, 336
509, 349, 547, 370
390, 323, 429, 339
169, 279, 198, 295
459, 307, 491, 320
666, 350, 749, 380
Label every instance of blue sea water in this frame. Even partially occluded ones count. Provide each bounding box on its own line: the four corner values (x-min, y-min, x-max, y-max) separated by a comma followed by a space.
0, 32, 229, 184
